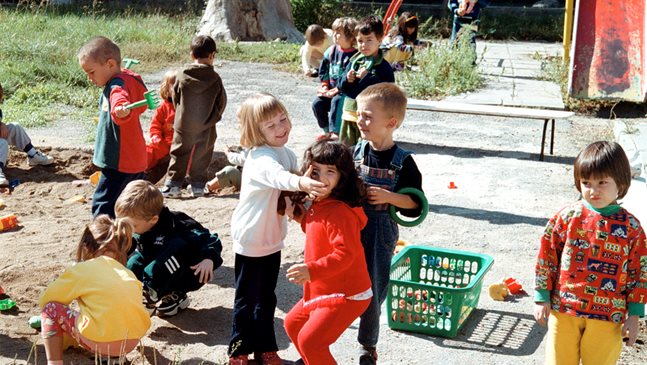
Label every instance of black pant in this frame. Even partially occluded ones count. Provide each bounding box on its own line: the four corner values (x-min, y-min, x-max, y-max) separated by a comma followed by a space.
229, 252, 281, 356
311, 94, 343, 134
127, 237, 205, 298
92, 168, 144, 218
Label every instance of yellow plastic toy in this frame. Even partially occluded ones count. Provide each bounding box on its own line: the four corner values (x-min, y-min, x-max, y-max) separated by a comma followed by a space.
488, 282, 509, 301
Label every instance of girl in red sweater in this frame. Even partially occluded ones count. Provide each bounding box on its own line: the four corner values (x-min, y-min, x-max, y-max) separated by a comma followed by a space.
284, 139, 372, 365
145, 70, 176, 184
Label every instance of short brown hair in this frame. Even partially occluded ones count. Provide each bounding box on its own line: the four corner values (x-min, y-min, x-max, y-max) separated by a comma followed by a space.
77, 36, 122, 65
238, 93, 291, 148
191, 35, 217, 59
160, 70, 177, 101
574, 141, 632, 199
356, 83, 407, 127
332, 17, 358, 44
305, 24, 327, 46
114, 180, 164, 220
356, 15, 384, 38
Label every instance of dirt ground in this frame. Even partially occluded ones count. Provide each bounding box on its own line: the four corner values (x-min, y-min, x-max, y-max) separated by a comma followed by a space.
0, 60, 645, 365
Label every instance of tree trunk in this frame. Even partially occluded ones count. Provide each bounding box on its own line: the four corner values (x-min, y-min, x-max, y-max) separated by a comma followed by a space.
198, 0, 304, 43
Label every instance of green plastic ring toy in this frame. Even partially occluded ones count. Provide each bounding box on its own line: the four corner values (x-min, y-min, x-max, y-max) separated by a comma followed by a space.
389, 188, 429, 227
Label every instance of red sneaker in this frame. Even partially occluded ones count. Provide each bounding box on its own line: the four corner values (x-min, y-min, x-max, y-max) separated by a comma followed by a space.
229, 354, 248, 365
255, 351, 283, 365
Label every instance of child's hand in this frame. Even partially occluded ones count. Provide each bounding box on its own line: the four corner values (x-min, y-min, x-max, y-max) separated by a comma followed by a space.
357, 67, 368, 79
150, 135, 162, 145
347, 70, 357, 83
113, 105, 131, 119
367, 186, 392, 205
465, 0, 477, 14
0, 123, 7, 139
317, 84, 330, 96
622, 315, 639, 346
299, 165, 327, 198
286, 263, 310, 285
283, 195, 304, 223
325, 87, 339, 98
533, 302, 550, 327
190, 259, 214, 284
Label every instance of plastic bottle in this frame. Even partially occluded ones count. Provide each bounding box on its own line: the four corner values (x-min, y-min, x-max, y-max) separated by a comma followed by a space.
0, 214, 18, 232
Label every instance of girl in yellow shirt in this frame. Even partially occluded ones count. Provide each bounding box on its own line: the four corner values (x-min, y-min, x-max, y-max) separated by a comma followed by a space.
39, 215, 151, 365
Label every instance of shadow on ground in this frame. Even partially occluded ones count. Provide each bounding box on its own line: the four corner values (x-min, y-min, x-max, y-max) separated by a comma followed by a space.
431, 204, 547, 226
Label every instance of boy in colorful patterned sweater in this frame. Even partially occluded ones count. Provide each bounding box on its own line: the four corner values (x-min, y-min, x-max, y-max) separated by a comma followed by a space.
534, 141, 647, 365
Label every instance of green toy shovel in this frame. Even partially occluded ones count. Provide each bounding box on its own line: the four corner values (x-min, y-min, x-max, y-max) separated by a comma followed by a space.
124, 90, 161, 110
123, 58, 140, 69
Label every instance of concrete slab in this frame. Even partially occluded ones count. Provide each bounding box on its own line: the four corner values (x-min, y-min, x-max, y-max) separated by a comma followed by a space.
614, 120, 647, 224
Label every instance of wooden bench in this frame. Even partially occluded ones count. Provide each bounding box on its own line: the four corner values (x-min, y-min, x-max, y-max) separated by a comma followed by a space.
406, 99, 575, 161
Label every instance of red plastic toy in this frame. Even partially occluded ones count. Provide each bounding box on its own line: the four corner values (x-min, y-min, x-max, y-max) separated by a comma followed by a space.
504, 277, 524, 294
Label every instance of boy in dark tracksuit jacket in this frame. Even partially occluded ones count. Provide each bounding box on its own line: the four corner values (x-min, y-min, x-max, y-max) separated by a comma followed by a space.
78, 36, 148, 218
163, 35, 227, 198
338, 16, 395, 147
115, 180, 223, 317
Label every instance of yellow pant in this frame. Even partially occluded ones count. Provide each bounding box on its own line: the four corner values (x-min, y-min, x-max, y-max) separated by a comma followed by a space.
545, 310, 622, 365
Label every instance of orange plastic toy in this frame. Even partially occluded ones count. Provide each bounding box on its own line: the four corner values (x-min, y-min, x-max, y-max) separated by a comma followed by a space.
448, 181, 457, 189
504, 277, 524, 294
0, 214, 18, 232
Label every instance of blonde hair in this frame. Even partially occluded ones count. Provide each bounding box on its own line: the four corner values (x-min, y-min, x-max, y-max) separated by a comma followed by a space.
114, 180, 164, 221
77, 215, 133, 265
160, 70, 177, 101
356, 83, 407, 127
332, 17, 358, 45
238, 93, 291, 148
77, 36, 122, 65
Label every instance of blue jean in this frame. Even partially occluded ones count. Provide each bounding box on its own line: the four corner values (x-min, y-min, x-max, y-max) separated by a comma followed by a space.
357, 209, 399, 347
312, 94, 344, 134
91, 168, 144, 218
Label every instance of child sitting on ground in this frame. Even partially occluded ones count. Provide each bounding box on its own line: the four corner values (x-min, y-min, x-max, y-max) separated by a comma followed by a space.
284, 139, 372, 365
78, 36, 148, 218
115, 179, 223, 317
205, 145, 248, 194
0, 82, 54, 187
311, 17, 358, 139
381, 12, 426, 71
39, 215, 151, 365
162, 35, 227, 199
338, 15, 395, 146
534, 141, 647, 365
353, 83, 424, 365
145, 70, 177, 185
300, 24, 334, 77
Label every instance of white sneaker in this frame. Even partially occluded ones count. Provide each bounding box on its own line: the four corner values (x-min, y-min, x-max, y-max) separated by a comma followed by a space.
28, 151, 54, 166
160, 185, 182, 198
188, 184, 205, 198
0, 168, 8, 187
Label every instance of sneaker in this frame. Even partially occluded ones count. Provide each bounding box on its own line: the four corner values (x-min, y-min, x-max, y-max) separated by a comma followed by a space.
28, 151, 54, 166
229, 355, 248, 365
255, 351, 283, 365
160, 185, 182, 199
157, 292, 190, 317
188, 184, 205, 198
359, 346, 377, 365
0, 168, 8, 187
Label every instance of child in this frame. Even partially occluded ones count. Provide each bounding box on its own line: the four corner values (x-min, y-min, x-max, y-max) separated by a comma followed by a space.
381, 12, 425, 70
300, 24, 334, 77
338, 16, 395, 147
311, 17, 358, 139
145, 70, 177, 184
284, 139, 372, 365
0, 82, 54, 187
39, 215, 151, 364
353, 83, 424, 365
448, 0, 489, 57
534, 141, 647, 365
162, 35, 227, 199
78, 36, 148, 218
228, 93, 326, 365
114, 179, 223, 317
205, 145, 248, 193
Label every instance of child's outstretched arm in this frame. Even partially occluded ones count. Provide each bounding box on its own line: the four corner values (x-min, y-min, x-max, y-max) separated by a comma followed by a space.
366, 186, 418, 210
533, 302, 550, 327
534, 213, 565, 325
622, 315, 640, 346
624, 226, 647, 345
191, 259, 214, 284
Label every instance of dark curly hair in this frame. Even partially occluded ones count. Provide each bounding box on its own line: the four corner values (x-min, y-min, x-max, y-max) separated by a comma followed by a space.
301, 139, 366, 207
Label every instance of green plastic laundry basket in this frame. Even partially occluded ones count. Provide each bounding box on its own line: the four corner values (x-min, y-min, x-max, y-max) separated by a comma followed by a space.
387, 245, 494, 338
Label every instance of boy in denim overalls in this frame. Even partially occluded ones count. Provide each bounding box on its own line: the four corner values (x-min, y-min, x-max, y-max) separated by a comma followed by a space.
352, 83, 424, 365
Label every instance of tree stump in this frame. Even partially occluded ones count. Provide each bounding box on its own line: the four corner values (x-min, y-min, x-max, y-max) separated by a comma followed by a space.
198, 0, 304, 43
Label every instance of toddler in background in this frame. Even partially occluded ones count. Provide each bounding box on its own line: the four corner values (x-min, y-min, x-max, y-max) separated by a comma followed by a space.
312, 17, 358, 139
228, 93, 325, 365
381, 12, 426, 70
284, 139, 371, 365
39, 215, 151, 364
300, 24, 333, 77
534, 141, 647, 365
78, 36, 148, 218
145, 70, 177, 184
205, 145, 248, 193
0, 82, 54, 187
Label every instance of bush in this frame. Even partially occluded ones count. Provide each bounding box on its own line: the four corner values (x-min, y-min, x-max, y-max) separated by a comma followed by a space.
290, 0, 349, 31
